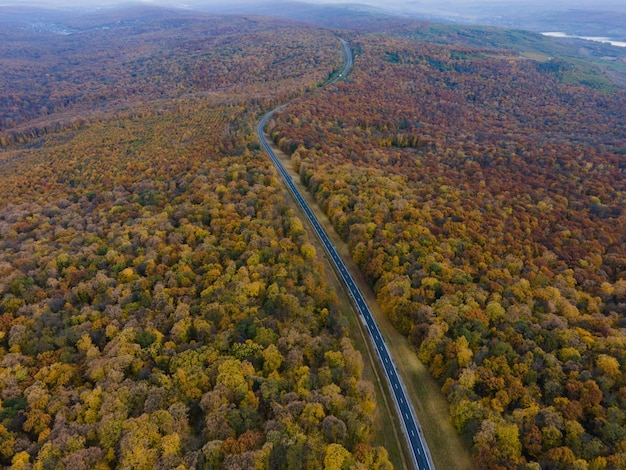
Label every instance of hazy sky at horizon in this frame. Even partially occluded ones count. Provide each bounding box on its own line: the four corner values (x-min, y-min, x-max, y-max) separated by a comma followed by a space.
3, 0, 625, 26
3, 0, 625, 8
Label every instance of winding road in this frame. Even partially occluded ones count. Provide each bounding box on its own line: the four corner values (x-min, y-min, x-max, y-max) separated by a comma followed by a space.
257, 39, 434, 470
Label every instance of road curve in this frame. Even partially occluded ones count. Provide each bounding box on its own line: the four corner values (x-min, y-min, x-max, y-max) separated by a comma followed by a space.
257, 39, 434, 470
327, 38, 353, 86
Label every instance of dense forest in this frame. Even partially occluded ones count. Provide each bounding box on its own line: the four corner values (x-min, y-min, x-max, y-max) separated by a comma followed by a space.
0, 8, 343, 147
269, 28, 626, 469
0, 8, 392, 469
4, 4, 626, 469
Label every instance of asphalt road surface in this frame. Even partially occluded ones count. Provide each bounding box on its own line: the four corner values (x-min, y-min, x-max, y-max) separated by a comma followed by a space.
256, 38, 435, 470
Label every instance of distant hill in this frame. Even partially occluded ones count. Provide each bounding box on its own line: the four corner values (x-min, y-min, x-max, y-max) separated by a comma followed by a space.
0, 4, 202, 33
512, 9, 626, 40
199, 1, 404, 30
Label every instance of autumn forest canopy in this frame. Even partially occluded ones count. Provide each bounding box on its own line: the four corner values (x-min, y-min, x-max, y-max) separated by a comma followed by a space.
0, 7, 390, 469
1, 3, 626, 470
269, 21, 626, 470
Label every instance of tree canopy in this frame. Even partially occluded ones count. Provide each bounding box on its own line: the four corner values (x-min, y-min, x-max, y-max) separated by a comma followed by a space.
270, 29, 626, 469
0, 9, 390, 469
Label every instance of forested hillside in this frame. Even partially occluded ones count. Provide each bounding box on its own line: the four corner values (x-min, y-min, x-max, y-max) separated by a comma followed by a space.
0, 8, 341, 147
269, 29, 626, 469
0, 8, 392, 469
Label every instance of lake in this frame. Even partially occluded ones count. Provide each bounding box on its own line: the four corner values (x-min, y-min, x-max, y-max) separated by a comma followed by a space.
542, 32, 626, 48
